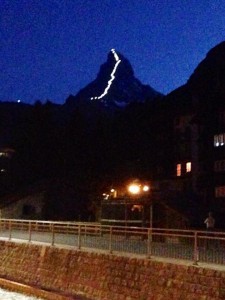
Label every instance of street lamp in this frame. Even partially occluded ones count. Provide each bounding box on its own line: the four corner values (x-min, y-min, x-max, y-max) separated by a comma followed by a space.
110, 188, 117, 198
143, 185, 150, 192
127, 182, 152, 228
128, 183, 141, 195
127, 183, 150, 195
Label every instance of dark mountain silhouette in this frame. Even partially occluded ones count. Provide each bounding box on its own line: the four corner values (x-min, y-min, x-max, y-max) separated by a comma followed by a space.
165, 41, 225, 113
188, 41, 225, 99
65, 49, 162, 109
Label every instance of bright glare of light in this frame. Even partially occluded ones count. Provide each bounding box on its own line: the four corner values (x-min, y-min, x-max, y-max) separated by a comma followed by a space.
128, 184, 141, 195
17, 99, 21, 103
143, 185, 149, 192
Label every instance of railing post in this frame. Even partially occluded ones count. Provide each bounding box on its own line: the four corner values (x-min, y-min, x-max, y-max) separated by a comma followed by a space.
84, 224, 87, 238
150, 204, 153, 229
51, 223, 55, 246
109, 226, 113, 253
147, 228, 152, 259
193, 231, 199, 265
28, 221, 32, 242
78, 225, 81, 249
9, 220, 12, 240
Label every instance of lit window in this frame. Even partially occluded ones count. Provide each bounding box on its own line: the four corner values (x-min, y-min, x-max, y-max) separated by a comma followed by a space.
0, 152, 9, 157
215, 186, 225, 197
214, 133, 225, 147
214, 135, 219, 146
186, 162, 191, 173
176, 164, 181, 176
219, 134, 224, 146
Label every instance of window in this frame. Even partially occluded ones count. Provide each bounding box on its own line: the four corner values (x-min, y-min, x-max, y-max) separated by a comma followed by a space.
0, 152, 9, 157
215, 186, 225, 197
214, 160, 225, 172
186, 162, 191, 173
176, 164, 181, 176
214, 133, 225, 147
176, 162, 191, 176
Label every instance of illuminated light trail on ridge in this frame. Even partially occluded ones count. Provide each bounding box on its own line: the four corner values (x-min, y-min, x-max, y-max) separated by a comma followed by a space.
90, 49, 121, 100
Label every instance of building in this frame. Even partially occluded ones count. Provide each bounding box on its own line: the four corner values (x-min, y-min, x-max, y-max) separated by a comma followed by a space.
153, 42, 225, 229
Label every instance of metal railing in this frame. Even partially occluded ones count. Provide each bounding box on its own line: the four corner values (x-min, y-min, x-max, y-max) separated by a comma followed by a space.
0, 219, 225, 266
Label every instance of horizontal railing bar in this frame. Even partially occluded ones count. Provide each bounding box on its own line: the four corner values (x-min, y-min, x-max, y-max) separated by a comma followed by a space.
0, 219, 225, 266
1, 219, 225, 235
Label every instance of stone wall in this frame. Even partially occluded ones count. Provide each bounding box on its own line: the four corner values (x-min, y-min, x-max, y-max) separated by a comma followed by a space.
0, 240, 224, 300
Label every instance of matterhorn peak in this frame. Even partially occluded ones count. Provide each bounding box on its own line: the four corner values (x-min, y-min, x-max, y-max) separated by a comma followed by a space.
66, 49, 162, 108
90, 49, 122, 101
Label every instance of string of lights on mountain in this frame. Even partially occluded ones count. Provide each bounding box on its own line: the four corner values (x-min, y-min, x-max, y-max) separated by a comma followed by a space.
90, 49, 121, 101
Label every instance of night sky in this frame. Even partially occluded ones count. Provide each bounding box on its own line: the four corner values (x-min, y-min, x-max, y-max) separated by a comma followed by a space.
0, 0, 225, 105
